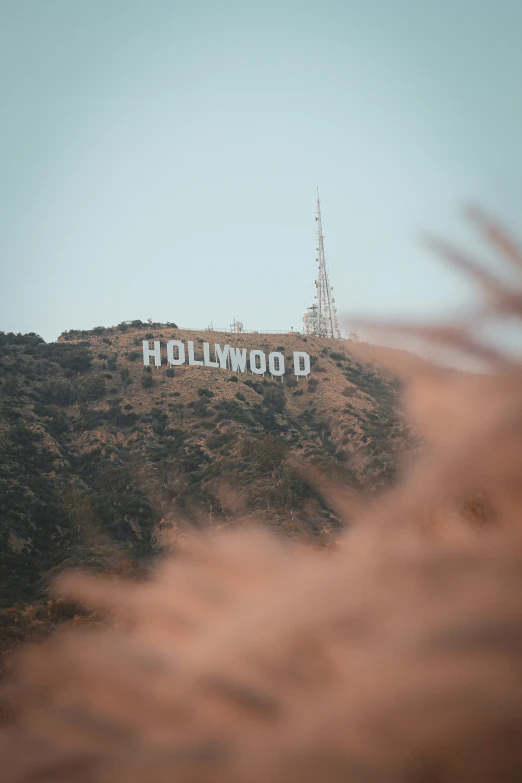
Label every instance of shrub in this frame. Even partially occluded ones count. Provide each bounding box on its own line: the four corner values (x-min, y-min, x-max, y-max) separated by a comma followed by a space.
263, 385, 286, 412
227, 375, 239, 383
79, 376, 106, 402
60, 347, 92, 373
214, 399, 255, 426
242, 434, 286, 471
189, 399, 211, 417
127, 351, 140, 361
37, 379, 76, 405
243, 378, 263, 394
166, 368, 175, 378
198, 387, 214, 399
2, 376, 21, 396
207, 431, 233, 449
141, 372, 154, 389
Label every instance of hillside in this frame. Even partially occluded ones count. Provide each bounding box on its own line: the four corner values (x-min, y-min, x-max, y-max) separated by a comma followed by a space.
0, 322, 410, 619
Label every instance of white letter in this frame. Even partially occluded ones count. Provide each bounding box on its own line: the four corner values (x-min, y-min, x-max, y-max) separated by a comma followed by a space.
249, 349, 266, 375
229, 346, 247, 373
166, 340, 185, 365
293, 351, 311, 377
215, 344, 230, 370
203, 342, 219, 368
187, 341, 204, 366
143, 340, 161, 367
268, 351, 285, 376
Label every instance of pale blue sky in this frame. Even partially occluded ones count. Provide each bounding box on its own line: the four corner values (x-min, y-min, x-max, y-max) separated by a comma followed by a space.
1, 0, 521, 341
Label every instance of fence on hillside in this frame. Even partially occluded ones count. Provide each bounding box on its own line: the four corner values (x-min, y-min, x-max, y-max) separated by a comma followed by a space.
179, 327, 306, 335
178, 326, 355, 340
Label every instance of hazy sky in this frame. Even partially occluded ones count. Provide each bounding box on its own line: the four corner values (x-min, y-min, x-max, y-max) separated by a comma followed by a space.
1, 0, 521, 342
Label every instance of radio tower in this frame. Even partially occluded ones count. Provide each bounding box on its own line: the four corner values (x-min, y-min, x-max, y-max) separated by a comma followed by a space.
303, 189, 341, 338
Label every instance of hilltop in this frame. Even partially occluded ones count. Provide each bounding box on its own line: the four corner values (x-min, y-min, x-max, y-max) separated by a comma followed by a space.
0, 322, 410, 649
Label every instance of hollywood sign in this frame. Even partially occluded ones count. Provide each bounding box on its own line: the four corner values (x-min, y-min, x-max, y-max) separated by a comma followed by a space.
142, 340, 311, 378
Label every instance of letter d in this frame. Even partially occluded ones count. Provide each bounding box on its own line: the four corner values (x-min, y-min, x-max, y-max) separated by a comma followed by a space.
293, 351, 310, 377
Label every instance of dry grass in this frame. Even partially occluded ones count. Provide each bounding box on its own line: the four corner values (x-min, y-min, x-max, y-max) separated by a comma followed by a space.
2, 209, 522, 782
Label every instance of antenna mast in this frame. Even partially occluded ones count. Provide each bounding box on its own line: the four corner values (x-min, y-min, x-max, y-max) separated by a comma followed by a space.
306, 189, 341, 338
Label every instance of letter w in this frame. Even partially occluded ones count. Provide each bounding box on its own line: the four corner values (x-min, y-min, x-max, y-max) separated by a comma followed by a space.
229, 346, 247, 372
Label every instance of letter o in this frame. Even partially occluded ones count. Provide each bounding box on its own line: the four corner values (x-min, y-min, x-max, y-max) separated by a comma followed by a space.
249, 350, 266, 375
167, 340, 186, 365
268, 352, 285, 376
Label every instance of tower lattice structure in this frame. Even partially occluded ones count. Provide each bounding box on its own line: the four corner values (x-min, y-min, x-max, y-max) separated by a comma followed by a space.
303, 189, 341, 339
